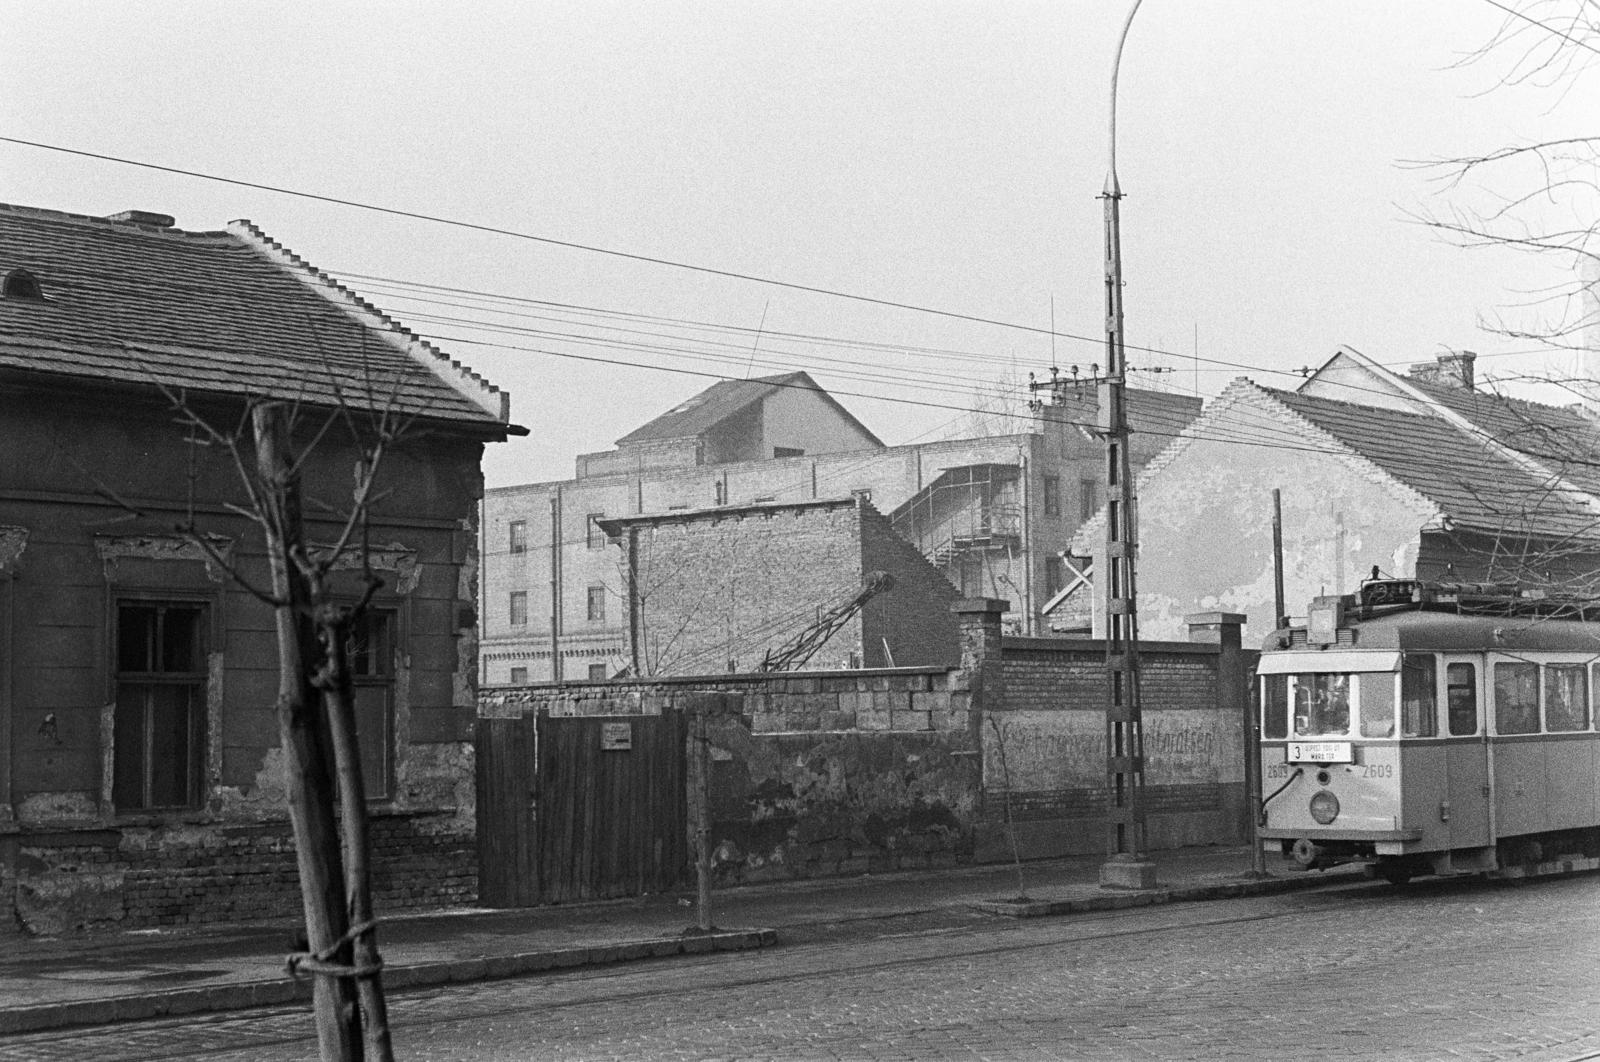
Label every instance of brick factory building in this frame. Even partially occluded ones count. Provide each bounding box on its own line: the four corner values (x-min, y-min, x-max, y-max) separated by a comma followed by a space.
0, 203, 518, 932
482, 371, 1200, 683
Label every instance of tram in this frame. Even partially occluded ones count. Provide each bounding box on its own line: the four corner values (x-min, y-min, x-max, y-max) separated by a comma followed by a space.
1258, 577, 1600, 884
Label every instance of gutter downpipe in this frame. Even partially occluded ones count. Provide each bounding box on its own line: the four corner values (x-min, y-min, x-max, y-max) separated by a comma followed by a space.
550, 488, 563, 683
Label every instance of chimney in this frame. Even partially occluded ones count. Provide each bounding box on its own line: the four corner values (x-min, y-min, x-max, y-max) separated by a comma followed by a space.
103, 210, 176, 228
1407, 351, 1476, 391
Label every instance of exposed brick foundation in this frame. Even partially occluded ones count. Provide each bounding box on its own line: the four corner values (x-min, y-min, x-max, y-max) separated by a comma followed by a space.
13, 813, 475, 935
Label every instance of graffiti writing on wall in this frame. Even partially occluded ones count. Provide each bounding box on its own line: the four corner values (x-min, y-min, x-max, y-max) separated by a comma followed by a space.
985, 710, 1222, 790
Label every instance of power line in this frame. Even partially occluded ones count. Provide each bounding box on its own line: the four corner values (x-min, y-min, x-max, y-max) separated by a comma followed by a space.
7, 134, 1566, 396
1479, 0, 1600, 58
0, 135, 1117, 351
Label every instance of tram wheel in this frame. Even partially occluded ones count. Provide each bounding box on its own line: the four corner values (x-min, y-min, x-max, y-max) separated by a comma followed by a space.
1379, 864, 1413, 886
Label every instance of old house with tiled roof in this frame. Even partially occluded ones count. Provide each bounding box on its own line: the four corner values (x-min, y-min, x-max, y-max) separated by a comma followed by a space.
1072, 347, 1600, 643
0, 203, 518, 931
482, 372, 1200, 682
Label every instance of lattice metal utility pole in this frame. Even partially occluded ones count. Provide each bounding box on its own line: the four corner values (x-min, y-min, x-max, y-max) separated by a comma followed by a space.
1097, 0, 1153, 889
1026, 0, 1153, 889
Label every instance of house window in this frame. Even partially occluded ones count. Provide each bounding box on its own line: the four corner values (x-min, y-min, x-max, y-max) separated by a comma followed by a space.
774, 446, 805, 459
509, 666, 529, 685
587, 586, 606, 623
588, 663, 607, 681
587, 513, 606, 550
1079, 478, 1099, 522
113, 601, 207, 811
348, 610, 396, 800
509, 591, 528, 626
508, 520, 527, 555
1045, 555, 1065, 596
714, 480, 727, 506
1043, 475, 1061, 518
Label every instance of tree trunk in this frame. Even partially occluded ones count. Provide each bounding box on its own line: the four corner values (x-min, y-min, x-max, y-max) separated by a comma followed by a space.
320, 613, 394, 1061
253, 403, 362, 1061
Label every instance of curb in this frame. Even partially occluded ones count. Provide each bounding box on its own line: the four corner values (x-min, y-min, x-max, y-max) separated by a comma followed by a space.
0, 928, 776, 1036
970, 869, 1367, 918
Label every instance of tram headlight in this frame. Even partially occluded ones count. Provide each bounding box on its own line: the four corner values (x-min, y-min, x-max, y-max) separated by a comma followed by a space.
1309, 790, 1340, 825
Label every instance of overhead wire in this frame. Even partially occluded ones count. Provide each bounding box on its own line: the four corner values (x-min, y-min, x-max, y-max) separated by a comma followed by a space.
4, 137, 1584, 486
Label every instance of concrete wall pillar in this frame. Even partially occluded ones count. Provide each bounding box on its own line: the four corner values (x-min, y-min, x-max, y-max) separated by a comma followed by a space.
1186, 611, 1250, 842
953, 598, 1008, 715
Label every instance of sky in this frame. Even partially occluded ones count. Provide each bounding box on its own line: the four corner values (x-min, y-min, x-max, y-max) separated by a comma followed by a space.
3, 1, 1594, 489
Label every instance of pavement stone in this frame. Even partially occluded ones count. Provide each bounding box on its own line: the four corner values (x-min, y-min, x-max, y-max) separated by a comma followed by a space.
0, 845, 1359, 1035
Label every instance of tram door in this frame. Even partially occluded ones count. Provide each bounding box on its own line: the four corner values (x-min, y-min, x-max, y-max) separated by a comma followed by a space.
1440, 656, 1492, 849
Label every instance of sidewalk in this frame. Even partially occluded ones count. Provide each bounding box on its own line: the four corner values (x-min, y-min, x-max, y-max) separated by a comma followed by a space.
0, 845, 1366, 1035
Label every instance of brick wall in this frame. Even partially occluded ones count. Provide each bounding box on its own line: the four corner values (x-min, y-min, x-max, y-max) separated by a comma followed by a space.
12, 812, 476, 935
858, 505, 961, 667
476, 608, 1253, 899
985, 626, 1252, 858
602, 497, 959, 676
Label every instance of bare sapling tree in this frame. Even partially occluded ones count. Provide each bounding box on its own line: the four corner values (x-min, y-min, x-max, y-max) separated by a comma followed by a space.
144, 378, 404, 1062
985, 714, 1031, 903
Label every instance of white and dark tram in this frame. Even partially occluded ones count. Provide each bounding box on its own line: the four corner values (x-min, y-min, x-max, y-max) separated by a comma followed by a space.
1258, 578, 1600, 884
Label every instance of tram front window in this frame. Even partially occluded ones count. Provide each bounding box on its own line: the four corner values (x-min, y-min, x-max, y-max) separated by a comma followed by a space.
1293, 673, 1350, 737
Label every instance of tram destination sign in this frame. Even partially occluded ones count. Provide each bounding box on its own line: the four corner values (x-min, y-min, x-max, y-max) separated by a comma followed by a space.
1287, 742, 1353, 764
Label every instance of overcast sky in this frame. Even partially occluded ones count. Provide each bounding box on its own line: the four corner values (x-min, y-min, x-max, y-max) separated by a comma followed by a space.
4, 2, 1592, 487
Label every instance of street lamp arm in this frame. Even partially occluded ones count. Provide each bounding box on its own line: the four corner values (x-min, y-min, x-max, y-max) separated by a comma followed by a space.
1107, 0, 1146, 195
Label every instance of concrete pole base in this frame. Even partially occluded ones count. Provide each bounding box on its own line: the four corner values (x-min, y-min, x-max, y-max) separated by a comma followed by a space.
1099, 856, 1158, 890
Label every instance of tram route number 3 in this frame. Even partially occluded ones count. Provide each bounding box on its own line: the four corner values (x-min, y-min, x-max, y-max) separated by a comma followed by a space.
1287, 742, 1353, 764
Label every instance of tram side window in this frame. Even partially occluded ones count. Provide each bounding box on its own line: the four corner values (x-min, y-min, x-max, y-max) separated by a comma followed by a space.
1493, 661, 1539, 735
1544, 664, 1588, 732
1400, 653, 1437, 738
1446, 663, 1477, 736
1262, 675, 1288, 739
1293, 673, 1350, 737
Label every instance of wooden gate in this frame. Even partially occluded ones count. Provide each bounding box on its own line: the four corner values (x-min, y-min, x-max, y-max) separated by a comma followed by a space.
477, 711, 688, 906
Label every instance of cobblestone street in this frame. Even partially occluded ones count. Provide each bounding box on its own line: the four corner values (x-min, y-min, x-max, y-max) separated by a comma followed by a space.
6, 873, 1599, 1061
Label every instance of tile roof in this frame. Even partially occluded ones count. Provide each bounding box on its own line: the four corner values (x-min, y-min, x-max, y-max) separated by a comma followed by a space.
1407, 378, 1600, 497
0, 203, 513, 433
1270, 385, 1599, 539
615, 371, 882, 447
